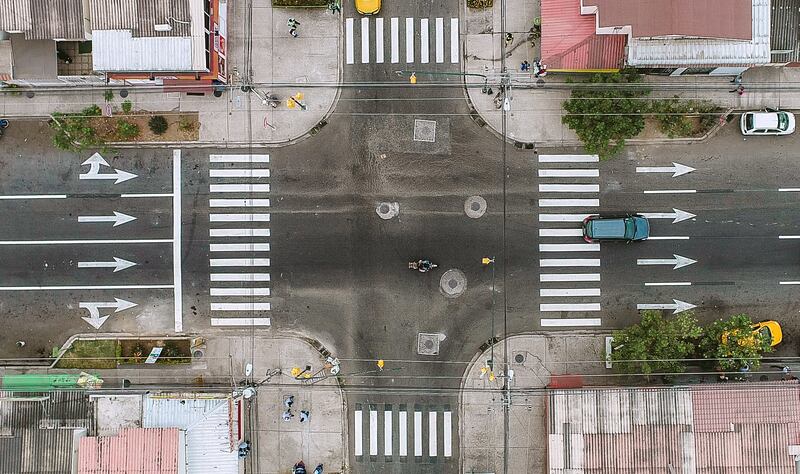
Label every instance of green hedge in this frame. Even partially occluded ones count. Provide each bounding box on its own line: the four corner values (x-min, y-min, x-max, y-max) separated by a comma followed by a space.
467, 0, 493, 7
273, 0, 328, 6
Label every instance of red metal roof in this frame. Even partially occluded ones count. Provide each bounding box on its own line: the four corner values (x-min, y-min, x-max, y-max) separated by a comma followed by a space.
78, 428, 181, 474
541, 0, 626, 71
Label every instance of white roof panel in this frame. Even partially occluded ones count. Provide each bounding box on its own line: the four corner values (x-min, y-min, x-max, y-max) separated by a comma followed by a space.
92, 29, 199, 72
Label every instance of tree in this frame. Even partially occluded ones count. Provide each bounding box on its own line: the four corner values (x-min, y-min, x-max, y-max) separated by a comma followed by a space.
609, 310, 702, 376
562, 71, 651, 159
700, 314, 772, 372
148, 115, 169, 135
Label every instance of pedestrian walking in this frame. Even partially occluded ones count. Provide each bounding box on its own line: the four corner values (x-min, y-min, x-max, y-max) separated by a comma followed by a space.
283, 409, 294, 421
730, 73, 743, 85
15, 341, 25, 348
313, 464, 323, 474
520, 60, 530, 72
505, 33, 513, 46
284, 395, 294, 408
328, 0, 341, 13
772, 365, 791, 375
299, 410, 310, 422
729, 84, 744, 95
288, 18, 300, 37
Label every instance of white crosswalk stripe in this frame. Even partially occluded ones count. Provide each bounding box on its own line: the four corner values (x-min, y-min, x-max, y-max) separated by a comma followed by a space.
207, 154, 272, 325
346, 17, 459, 65
354, 404, 454, 461
536, 154, 602, 326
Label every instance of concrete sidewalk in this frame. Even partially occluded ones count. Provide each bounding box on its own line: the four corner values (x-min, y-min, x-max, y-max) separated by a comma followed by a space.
462, 0, 800, 146
459, 333, 609, 474
0, 3, 341, 146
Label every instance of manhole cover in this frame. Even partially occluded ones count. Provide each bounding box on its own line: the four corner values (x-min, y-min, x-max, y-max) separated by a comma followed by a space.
439, 269, 467, 298
376, 201, 399, 219
413, 119, 437, 142
417, 333, 445, 356
514, 353, 525, 364
464, 196, 487, 218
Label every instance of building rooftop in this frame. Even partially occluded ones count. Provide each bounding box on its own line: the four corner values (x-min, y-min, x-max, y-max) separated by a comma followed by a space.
78, 427, 182, 474
0, 0, 86, 40
770, 0, 800, 63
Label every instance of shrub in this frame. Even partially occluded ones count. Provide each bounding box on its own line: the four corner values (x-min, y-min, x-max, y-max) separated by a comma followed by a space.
650, 96, 719, 138
148, 115, 169, 135
103, 89, 114, 102
700, 314, 772, 372
121, 100, 133, 114
178, 117, 198, 133
115, 119, 140, 140
49, 104, 105, 151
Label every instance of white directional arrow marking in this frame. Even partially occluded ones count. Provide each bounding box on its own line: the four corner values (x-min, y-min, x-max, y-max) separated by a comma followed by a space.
78, 211, 137, 227
636, 162, 696, 177
637, 254, 697, 270
637, 299, 697, 314
640, 208, 696, 224
79, 298, 138, 329
78, 257, 137, 272
79, 153, 138, 184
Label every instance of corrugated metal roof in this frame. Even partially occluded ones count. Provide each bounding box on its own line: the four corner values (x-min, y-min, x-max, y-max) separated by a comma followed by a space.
91, 29, 196, 72
89, 0, 192, 37
143, 394, 238, 474
770, 0, 800, 63
626, 0, 771, 66
78, 428, 180, 473
541, 0, 626, 71
28, 0, 85, 40
89, 0, 139, 30
0, 0, 31, 33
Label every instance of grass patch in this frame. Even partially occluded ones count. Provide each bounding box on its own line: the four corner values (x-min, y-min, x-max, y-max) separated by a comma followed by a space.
56, 339, 120, 369
272, 0, 328, 6
467, 0, 493, 7
119, 339, 192, 365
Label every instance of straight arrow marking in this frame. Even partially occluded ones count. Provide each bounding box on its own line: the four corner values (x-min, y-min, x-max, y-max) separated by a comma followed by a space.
78, 257, 137, 272
78, 211, 136, 227
637, 299, 697, 314
636, 162, 696, 177
636, 254, 697, 269
640, 208, 696, 223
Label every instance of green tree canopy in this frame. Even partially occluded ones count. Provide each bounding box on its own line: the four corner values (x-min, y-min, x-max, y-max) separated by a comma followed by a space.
562, 71, 651, 159
609, 310, 702, 376
700, 314, 772, 372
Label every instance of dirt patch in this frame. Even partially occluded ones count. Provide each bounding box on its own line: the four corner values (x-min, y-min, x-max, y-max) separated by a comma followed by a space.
118, 338, 192, 365
638, 116, 713, 140
89, 112, 200, 142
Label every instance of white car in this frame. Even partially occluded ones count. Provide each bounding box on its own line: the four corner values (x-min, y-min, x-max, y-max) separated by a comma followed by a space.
740, 110, 795, 136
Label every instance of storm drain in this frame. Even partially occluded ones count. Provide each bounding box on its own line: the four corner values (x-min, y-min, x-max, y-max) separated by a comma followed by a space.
418, 333, 445, 356
465, 196, 487, 218
413, 119, 437, 142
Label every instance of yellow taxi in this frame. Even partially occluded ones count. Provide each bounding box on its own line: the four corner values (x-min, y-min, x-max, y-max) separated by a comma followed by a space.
722, 320, 783, 348
355, 0, 381, 15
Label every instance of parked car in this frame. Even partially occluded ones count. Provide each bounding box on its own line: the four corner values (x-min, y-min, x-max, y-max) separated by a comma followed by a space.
740, 109, 795, 136
355, 0, 381, 14
582, 215, 650, 243
721, 320, 783, 348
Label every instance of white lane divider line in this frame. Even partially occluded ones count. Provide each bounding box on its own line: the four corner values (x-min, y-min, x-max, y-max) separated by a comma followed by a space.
540, 259, 600, 267
779, 235, 800, 239
0, 239, 172, 245
780, 281, 800, 285
405, 18, 414, 63
538, 154, 599, 163
648, 236, 690, 240
435, 18, 444, 63
210, 302, 271, 311
540, 288, 601, 297
209, 258, 270, 267
538, 214, 593, 222
210, 317, 270, 326
450, 18, 459, 63
354, 410, 363, 456
644, 189, 696, 194
210, 229, 270, 237
361, 17, 370, 64
210, 184, 270, 193
346, 18, 354, 64
0, 194, 67, 200
375, 18, 384, 63
211, 273, 270, 282
538, 198, 599, 207
414, 411, 423, 457
384, 410, 393, 456
538, 169, 599, 178
539, 244, 599, 252
443, 411, 452, 457
210, 213, 270, 222
420, 19, 429, 63
539, 184, 599, 193
120, 193, 174, 198
399, 411, 408, 457
539, 229, 583, 237
209, 198, 270, 207
0, 284, 173, 291
644, 282, 692, 286
541, 317, 602, 325
779, 188, 800, 192
210, 288, 270, 296
391, 18, 399, 63
210, 243, 270, 252
209, 154, 269, 163
369, 410, 378, 456
429, 411, 437, 457
540, 273, 600, 282
209, 169, 269, 178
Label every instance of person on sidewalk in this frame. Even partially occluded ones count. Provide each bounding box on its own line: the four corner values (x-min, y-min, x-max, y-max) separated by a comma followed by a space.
520, 61, 530, 72
505, 33, 513, 46
328, 1, 341, 13
730, 84, 744, 95
730, 74, 743, 85
288, 18, 300, 37
299, 410, 310, 422
313, 464, 323, 474
283, 409, 294, 421
293, 461, 306, 474
284, 395, 294, 408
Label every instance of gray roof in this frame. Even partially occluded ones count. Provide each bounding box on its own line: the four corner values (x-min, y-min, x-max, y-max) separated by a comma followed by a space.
0, 0, 85, 40
89, 0, 192, 37
0, 391, 94, 474
771, 0, 800, 63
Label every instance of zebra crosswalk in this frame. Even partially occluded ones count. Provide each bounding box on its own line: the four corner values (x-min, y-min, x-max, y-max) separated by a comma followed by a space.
353, 403, 455, 462
537, 154, 603, 327
207, 154, 271, 328
345, 17, 459, 66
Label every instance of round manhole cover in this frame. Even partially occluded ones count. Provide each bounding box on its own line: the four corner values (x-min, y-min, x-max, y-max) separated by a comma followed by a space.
376, 201, 399, 220
515, 354, 524, 363
440, 269, 467, 298
464, 196, 487, 218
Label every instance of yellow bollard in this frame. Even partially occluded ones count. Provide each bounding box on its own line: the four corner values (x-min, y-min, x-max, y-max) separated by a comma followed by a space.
410, 73, 417, 84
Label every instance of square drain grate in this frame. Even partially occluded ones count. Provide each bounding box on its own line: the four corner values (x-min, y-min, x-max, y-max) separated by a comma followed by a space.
413, 119, 437, 142
417, 333, 441, 356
